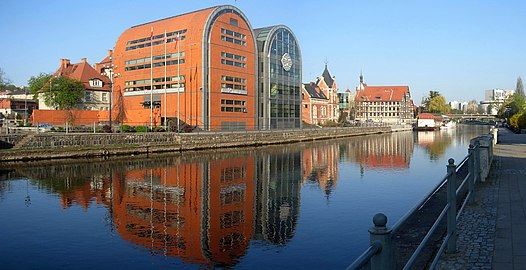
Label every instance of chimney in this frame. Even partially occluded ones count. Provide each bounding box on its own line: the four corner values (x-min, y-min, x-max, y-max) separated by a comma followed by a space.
61, 59, 71, 68
81, 58, 87, 63
108, 50, 113, 57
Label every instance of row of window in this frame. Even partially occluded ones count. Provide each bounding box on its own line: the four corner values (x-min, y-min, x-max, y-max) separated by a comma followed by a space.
125, 52, 185, 66
360, 101, 409, 106
83, 92, 108, 102
221, 35, 246, 46
125, 75, 185, 86
124, 83, 185, 92
125, 35, 187, 51
358, 106, 401, 111
126, 29, 187, 45
221, 59, 245, 68
125, 29, 187, 49
270, 104, 299, 118
221, 99, 246, 106
221, 107, 247, 113
221, 28, 246, 40
221, 75, 245, 84
358, 112, 404, 117
221, 83, 246, 91
221, 51, 246, 62
124, 59, 185, 71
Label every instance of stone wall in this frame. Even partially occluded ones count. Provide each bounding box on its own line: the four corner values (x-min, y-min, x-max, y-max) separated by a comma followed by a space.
0, 126, 404, 162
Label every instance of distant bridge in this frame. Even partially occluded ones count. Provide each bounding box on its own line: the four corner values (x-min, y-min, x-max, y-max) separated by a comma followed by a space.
446, 114, 498, 121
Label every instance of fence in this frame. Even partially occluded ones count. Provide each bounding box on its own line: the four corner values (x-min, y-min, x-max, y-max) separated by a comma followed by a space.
346, 128, 497, 270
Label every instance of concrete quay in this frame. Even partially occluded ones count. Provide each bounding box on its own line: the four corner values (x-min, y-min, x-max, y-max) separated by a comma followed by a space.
437, 128, 526, 269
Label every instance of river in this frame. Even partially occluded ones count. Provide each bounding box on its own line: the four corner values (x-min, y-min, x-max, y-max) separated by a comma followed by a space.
0, 125, 491, 269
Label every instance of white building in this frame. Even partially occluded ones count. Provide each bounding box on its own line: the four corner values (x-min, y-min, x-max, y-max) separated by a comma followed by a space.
480, 88, 514, 115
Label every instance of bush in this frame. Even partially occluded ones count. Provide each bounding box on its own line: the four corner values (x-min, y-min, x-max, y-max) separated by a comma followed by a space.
152, 126, 166, 132
102, 125, 112, 133
135, 126, 149, 132
518, 113, 526, 129
509, 113, 520, 129
121, 125, 135, 133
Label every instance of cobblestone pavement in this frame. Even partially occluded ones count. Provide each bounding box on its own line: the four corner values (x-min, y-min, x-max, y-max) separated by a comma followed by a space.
435, 159, 499, 270
436, 128, 526, 270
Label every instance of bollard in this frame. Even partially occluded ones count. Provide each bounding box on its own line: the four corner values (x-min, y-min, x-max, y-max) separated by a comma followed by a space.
446, 158, 457, 253
369, 213, 394, 270
468, 144, 475, 203
492, 128, 498, 145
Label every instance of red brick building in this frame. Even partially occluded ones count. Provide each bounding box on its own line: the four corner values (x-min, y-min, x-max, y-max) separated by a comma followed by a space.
112, 5, 257, 130
301, 65, 339, 125
355, 85, 414, 124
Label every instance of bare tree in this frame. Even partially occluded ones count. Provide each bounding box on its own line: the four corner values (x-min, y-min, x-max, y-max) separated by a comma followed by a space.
0, 67, 12, 88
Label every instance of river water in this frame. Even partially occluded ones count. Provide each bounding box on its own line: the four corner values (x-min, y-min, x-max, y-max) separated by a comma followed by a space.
0, 125, 491, 269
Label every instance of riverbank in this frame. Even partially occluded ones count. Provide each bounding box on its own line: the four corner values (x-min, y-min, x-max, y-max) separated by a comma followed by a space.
0, 126, 412, 162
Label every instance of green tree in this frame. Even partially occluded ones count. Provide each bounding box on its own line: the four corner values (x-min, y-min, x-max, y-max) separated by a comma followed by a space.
28, 72, 52, 95
44, 77, 85, 110
516, 77, 525, 98
425, 91, 450, 114
28, 73, 85, 110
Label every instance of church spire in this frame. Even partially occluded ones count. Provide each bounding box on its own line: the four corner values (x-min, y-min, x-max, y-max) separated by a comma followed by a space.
360, 70, 363, 84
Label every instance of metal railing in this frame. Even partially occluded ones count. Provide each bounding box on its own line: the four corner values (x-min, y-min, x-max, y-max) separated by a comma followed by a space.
346, 129, 497, 270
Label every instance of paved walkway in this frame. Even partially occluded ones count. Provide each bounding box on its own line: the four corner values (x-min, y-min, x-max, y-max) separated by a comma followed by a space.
437, 128, 526, 270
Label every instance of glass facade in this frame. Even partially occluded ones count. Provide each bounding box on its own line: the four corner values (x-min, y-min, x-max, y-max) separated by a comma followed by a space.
256, 26, 302, 129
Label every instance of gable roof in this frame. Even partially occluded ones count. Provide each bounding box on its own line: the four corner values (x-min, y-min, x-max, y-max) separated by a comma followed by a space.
355, 85, 409, 102
303, 83, 327, 99
55, 58, 110, 91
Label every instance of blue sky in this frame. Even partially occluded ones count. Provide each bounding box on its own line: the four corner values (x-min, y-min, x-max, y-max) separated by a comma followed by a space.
0, 0, 524, 104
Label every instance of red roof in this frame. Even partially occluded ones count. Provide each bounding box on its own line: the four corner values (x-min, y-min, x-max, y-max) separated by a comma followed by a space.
355, 85, 409, 102
54, 58, 110, 91
417, 113, 435, 119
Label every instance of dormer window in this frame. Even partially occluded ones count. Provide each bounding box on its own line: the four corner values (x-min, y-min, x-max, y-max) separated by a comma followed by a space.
89, 78, 103, 88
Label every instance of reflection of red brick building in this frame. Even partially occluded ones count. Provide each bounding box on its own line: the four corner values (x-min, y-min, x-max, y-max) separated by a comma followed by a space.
57, 155, 256, 267
302, 144, 339, 197
349, 133, 413, 171
113, 5, 257, 130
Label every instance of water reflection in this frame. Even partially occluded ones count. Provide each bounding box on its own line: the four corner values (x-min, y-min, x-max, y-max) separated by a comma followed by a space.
1, 125, 491, 268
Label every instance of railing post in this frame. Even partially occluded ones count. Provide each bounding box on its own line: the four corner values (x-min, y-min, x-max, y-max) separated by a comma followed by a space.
473, 140, 481, 183
369, 213, 394, 270
468, 144, 475, 203
446, 158, 457, 253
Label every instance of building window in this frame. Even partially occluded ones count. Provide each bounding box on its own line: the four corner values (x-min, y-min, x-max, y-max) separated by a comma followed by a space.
220, 29, 246, 46
85, 92, 92, 101
102, 93, 108, 102
221, 28, 246, 40
221, 59, 246, 68
221, 52, 246, 62
125, 52, 185, 66
229, 18, 238, 27
221, 75, 246, 84
125, 29, 187, 51
221, 99, 247, 113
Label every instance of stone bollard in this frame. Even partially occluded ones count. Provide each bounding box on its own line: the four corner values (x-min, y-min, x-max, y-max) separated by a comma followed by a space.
369, 213, 395, 270
492, 127, 498, 145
